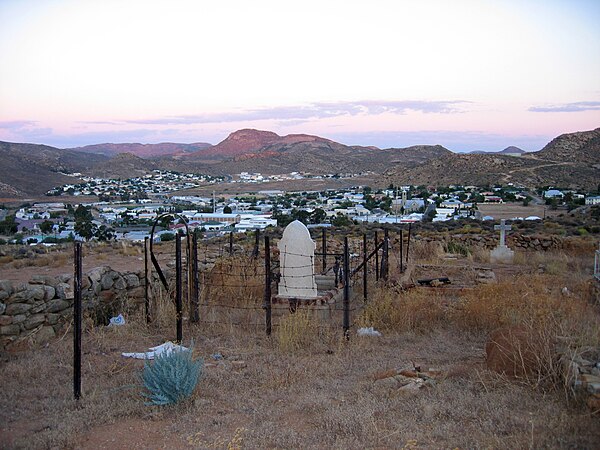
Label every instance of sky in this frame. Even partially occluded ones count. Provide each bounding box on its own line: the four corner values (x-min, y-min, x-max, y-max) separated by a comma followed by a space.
0, 0, 599, 152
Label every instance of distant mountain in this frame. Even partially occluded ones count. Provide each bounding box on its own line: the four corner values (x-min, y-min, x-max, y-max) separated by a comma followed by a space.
0, 141, 108, 197
499, 146, 525, 154
67, 142, 212, 158
469, 146, 525, 155
185, 129, 341, 161
193, 129, 451, 174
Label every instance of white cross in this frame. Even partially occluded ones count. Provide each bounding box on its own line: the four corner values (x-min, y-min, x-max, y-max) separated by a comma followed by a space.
494, 219, 512, 247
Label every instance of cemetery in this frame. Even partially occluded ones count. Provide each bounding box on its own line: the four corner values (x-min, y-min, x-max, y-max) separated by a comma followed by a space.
0, 218, 599, 448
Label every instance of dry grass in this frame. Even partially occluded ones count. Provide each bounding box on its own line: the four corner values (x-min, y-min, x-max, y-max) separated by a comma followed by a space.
1, 235, 600, 448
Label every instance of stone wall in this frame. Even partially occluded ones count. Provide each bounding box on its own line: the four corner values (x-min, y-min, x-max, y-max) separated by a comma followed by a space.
417, 232, 564, 252
0, 266, 148, 350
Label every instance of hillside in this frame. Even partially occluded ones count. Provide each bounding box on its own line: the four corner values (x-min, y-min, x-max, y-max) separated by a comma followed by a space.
86, 153, 159, 179
0, 141, 108, 197
533, 127, 600, 164
67, 142, 212, 158
385, 128, 600, 190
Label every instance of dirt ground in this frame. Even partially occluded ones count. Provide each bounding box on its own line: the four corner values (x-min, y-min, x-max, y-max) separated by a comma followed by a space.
1, 321, 599, 450
477, 202, 562, 220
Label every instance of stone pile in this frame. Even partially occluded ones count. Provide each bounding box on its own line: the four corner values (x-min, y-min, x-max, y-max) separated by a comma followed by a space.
0, 266, 149, 350
373, 366, 441, 393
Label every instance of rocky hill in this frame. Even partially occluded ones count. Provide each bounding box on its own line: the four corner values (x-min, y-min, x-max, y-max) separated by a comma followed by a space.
499, 146, 525, 154
86, 153, 159, 179
533, 128, 600, 164
385, 128, 600, 190
0, 141, 108, 197
68, 142, 212, 158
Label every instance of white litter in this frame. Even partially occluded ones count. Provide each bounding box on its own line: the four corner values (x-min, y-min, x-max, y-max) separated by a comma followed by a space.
122, 341, 189, 360
357, 327, 382, 337
108, 314, 125, 326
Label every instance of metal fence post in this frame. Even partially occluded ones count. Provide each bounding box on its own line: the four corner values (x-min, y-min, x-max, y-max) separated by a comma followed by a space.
382, 229, 389, 281
363, 233, 368, 302
252, 228, 260, 258
73, 242, 82, 400
175, 233, 183, 343
343, 237, 350, 339
229, 231, 233, 256
322, 228, 327, 273
406, 223, 412, 264
264, 236, 272, 336
399, 229, 404, 273
374, 231, 379, 281
191, 232, 199, 323
144, 236, 150, 323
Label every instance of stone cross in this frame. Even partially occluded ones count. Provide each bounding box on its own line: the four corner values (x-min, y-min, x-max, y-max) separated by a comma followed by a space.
494, 219, 512, 247
491, 219, 514, 264
277, 220, 317, 298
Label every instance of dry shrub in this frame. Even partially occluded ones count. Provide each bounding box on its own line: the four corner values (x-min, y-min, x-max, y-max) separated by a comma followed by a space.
356, 287, 446, 333
408, 240, 443, 262
0, 255, 13, 264
456, 276, 600, 392
202, 255, 263, 307
277, 309, 317, 352
561, 236, 597, 257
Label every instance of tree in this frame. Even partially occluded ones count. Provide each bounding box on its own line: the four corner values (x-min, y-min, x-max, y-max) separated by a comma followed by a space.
75, 220, 95, 241
94, 225, 114, 241
0, 215, 17, 234
310, 208, 327, 224
39, 220, 54, 235
223, 205, 232, 214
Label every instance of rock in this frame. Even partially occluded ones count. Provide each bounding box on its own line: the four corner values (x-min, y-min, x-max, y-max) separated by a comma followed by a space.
101, 273, 115, 290
12, 314, 26, 324
587, 395, 600, 410
486, 326, 538, 377
47, 313, 60, 325
0, 280, 13, 299
587, 382, 600, 395
113, 276, 127, 291
30, 275, 58, 286
24, 314, 46, 330
55, 282, 71, 299
397, 381, 423, 394
398, 369, 419, 378
43, 285, 55, 300
45, 299, 70, 313
374, 376, 399, 389
5, 303, 33, 315
30, 302, 46, 314
34, 326, 55, 344
0, 302, 5, 315
124, 274, 140, 288
0, 325, 20, 336
0, 315, 12, 325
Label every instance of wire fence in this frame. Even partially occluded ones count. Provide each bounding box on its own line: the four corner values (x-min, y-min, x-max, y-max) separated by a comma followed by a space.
141, 225, 412, 340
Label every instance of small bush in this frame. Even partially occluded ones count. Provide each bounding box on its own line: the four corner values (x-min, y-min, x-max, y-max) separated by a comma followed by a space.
142, 348, 203, 406
445, 241, 471, 257
277, 309, 317, 352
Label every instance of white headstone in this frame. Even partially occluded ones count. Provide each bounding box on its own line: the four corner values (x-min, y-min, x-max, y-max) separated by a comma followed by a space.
278, 220, 318, 298
491, 219, 514, 263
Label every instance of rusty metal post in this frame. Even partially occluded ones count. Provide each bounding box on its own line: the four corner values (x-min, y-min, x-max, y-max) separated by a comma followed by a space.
144, 236, 150, 323
363, 233, 368, 302
190, 232, 199, 323
73, 242, 82, 400
399, 229, 403, 273
175, 233, 183, 343
343, 237, 350, 339
374, 231, 379, 281
229, 231, 233, 256
406, 223, 412, 264
264, 236, 272, 336
382, 229, 389, 281
252, 228, 260, 258
322, 228, 327, 273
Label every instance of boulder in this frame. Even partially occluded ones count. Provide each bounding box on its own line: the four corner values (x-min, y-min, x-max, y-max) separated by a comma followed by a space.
34, 326, 55, 344
5, 303, 33, 315
124, 274, 140, 288
24, 314, 46, 330
12, 314, 26, 324
0, 325, 20, 336
45, 299, 70, 313
0, 302, 5, 315
0, 315, 12, 326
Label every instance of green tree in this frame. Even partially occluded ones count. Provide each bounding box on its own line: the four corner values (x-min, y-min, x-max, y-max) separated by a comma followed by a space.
310, 208, 327, 224
75, 216, 96, 241
0, 215, 17, 234
94, 225, 115, 241
223, 205, 232, 214
39, 220, 54, 235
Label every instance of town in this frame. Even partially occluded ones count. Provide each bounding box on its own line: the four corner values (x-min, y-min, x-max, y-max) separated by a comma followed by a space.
1, 169, 599, 244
